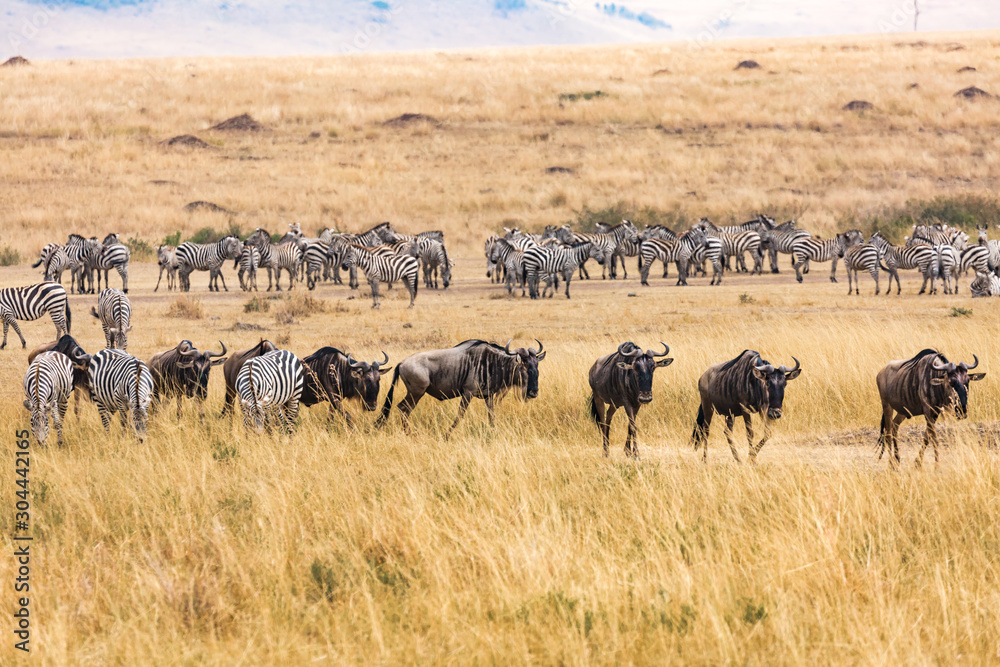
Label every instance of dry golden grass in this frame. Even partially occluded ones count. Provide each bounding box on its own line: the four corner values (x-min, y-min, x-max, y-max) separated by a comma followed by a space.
0, 31, 999, 664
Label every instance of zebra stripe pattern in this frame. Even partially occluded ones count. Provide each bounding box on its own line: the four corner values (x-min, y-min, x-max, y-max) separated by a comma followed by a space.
418, 238, 452, 289
0, 282, 70, 349
90, 288, 132, 351
343, 243, 419, 309
523, 242, 597, 299
83, 237, 131, 294
555, 221, 638, 280
23, 351, 74, 445
689, 236, 725, 285
638, 228, 706, 286
302, 241, 330, 290
970, 272, 1000, 298
869, 232, 935, 295
176, 236, 243, 292
247, 230, 303, 291
697, 220, 763, 274
87, 348, 153, 439
975, 225, 1000, 275
844, 244, 883, 295
791, 231, 862, 283
760, 223, 809, 273
237, 349, 305, 433
957, 246, 991, 293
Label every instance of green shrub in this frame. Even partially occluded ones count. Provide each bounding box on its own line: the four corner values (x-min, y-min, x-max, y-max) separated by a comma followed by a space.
125, 237, 155, 262
572, 202, 689, 233
559, 90, 607, 102
0, 246, 21, 266
185, 222, 245, 244
848, 195, 1000, 244
163, 231, 181, 247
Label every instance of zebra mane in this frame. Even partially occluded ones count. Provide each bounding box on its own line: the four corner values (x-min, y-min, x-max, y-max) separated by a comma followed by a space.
34, 362, 40, 406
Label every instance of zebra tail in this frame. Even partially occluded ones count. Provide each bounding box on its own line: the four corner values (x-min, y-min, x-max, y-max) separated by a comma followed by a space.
375, 365, 401, 428
31, 258, 42, 269
90, 306, 100, 319
65, 302, 72, 334
879, 258, 892, 274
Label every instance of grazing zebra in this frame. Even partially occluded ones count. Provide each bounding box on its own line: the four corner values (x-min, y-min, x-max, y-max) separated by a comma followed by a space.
237, 349, 305, 434
418, 238, 452, 289
697, 219, 763, 274
0, 282, 71, 350
64, 234, 93, 294
555, 221, 639, 280
843, 243, 883, 295
83, 236, 131, 294
341, 243, 419, 308
976, 225, 1000, 275
176, 235, 243, 292
23, 351, 74, 445
955, 246, 991, 293
870, 232, 935, 295
246, 229, 303, 291
90, 288, 132, 351
791, 231, 862, 283
760, 222, 809, 274
523, 242, 599, 299
638, 228, 707, 286
970, 272, 1000, 297
154, 245, 178, 292
42, 245, 76, 286
87, 348, 153, 440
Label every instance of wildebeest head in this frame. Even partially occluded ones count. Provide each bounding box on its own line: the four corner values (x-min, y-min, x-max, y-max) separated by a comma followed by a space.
504, 339, 546, 399
346, 351, 392, 411
752, 357, 802, 420
615, 342, 674, 404
176, 340, 228, 399
931, 354, 985, 419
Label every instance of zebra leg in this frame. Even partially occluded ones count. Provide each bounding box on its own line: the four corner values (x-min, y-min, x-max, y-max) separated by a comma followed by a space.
830, 256, 839, 283
54, 398, 68, 446
96, 404, 112, 432
640, 259, 652, 286
563, 269, 573, 299
155, 265, 164, 292
723, 415, 742, 463
217, 269, 229, 292
446, 393, 473, 438
407, 275, 417, 308
284, 399, 300, 434
712, 259, 723, 286
793, 256, 806, 283
4, 316, 26, 349
870, 265, 880, 295
118, 265, 128, 293
369, 278, 381, 309
769, 247, 779, 273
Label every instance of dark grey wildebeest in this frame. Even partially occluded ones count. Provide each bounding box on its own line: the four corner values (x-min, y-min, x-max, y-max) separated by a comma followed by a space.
376, 339, 545, 435
221, 339, 278, 418
147, 340, 228, 420
876, 349, 985, 468
691, 350, 802, 463
588, 342, 673, 458
299, 347, 392, 428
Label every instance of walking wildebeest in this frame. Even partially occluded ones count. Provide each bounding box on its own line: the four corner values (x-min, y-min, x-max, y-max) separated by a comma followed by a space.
300, 347, 392, 428
588, 342, 673, 458
876, 349, 985, 468
28, 335, 92, 419
148, 340, 228, 420
691, 350, 802, 463
376, 339, 545, 435
220, 339, 278, 418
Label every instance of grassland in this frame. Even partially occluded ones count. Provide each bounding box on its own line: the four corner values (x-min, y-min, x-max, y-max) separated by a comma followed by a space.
0, 31, 999, 665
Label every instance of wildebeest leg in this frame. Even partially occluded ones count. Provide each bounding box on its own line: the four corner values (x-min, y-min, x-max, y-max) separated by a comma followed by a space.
743, 413, 755, 462
485, 396, 496, 426
592, 398, 609, 456
176, 394, 184, 421
73, 390, 82, 421
916, 414, 940, 469
890, 412, 906, 469
692, 402, 714, 463
447, 393, 473, 437
723, 415, 742, 463
397, 389, 424, 435
624, 406, 639, 459
603, 405, 617, 458
750, 418, 772, 460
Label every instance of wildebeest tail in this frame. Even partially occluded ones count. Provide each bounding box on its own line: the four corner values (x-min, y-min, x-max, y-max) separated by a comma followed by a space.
588, 394, 599, 425
877, 412, 888, 460
375, 365, 401, 427
691, 404, 707, 450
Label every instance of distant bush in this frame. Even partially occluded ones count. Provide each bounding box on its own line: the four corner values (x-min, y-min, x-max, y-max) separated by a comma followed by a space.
559, 90, 607, 102
950, 306, 973, 318
0, 245, 21, 266
572, 202, 690, 233
243, 296, 270, 313
274, 293, 326, 324
167, 296, 204, 319
163, 231, 181, 247
849, 195, 1000, 244
185, 222, 245, 244
125, 237, 154, 262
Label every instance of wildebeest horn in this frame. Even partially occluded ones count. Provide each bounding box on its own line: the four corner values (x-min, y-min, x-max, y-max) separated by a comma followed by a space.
208, 341, 227, 358
650, 342, 670, 357
529, 338, 543, 355
961, 354, 979, 371
378, 351, 389, 366
932, 356, 955, 372
178, 340, 197, 356
777, 356, 800, 374
617, 342, 636, 357
504, 339, 514, 355
754, 362, 775, 373
347, 353, 362, 368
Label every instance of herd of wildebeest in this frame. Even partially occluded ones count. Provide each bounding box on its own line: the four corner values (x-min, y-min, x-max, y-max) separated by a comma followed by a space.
1, 214, 992, 467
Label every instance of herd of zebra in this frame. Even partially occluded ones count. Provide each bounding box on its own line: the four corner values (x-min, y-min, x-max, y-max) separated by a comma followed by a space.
485, 217, 1000, 297
32, 222, 452, 309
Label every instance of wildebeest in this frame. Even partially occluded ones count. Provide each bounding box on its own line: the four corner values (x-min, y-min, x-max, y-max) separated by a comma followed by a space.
221, 338, 278, 418
588, 342, 673, 458
691, 350, 802, 462
28, 335, 92, 419
148, 340, 228, 420
376, 339, 545, 435
876, 349, 985, 468
300, 347, 391, 428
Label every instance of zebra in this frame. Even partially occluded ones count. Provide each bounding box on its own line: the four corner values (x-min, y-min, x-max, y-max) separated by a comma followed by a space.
790, 231, 862, 283
0, 282, 71, 350
83, 235, 131, 294
353, 222, 393, 247
237, 349, 305, 434
42, 245, 76, 287
928, 245, 959, 295
638, 228, 707, 286
555, 221, 639, 280
523, 242, 600, 299
976, 225, 1000, 275
64, 234, 93, 294
595, 223, 643, 280
87, 348, 153, 440
23, 351, 74, 446
341, 243, 419, 309
689, 235, 725, 285
302, 241, 330, 290
90, 288, 132, 351
236, 244, 261, 291
326, 236, 361, 289
176, 235, 243, 292
490, 238, 556, 297
956, 246, 991, 293
485, 235, 507, 284
417, 238, 452, 289
910, 224, 968, 251
698, 219, 763, 274
638, 225, 679, 278
246, 229, 303, 291
970, 272, 1000, 297
760, 221, 809, 274
870, 232, 935, 295
154, 245, 178, 292
843, 243, 883, 295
